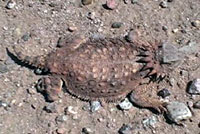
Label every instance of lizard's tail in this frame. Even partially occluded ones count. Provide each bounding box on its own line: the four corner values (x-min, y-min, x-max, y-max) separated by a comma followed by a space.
7, 46, 48, 71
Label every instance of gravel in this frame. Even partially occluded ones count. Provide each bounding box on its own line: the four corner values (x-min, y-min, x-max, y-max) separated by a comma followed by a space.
0, 100, 8, 108
157, 88, 171, 98
142, 116, 158, 128
111, 22, 123, 28
6, 0, 16, 9
166, 101, 192, 123
191, 20, 200, 27
187, 79, 200, 95
118, 124, 132, 134
160, 1, 168, 8
21, 33, 30, 41
89, 101, 101, 112
44, 103, 58, 113
82, 0, 93, 5
56, 115, 68, 123
118, 98, 133, 110
193, 100, 200, 109
82, 127, 94, 134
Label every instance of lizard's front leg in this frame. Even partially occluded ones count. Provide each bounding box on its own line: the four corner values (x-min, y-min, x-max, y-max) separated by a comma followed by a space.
37, 76, 63, 102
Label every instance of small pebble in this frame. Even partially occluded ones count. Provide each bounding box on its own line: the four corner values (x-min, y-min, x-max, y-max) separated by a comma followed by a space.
68, 26, 77, 32
21, 33, 30, 41
90, 101, 101, 112
160, 1, 168, 8
44, 103, 57, 113
6, 0, 16, 9
56, 128, 66, 134
87, 12, 96, 20
111, 22, 123, 28
118, 124, 132, 134
162, 25, 168, 31
65, 106, 78, 115
166, 101, 192, 123
106, 0, 117, 10
193, 100, 200, 109
167, 0, 173, 2
56, 115, 68, 123
191, 20, 200, 27
172, 28, 179, 33
124, 0, 129, 4
131, 0, 138, 4
162, 42, 181, 63
82, 127, 93, 134
118, 98, 133, 110
125, 30, 137, 43
187, 78, 200, 95
157, 88, 171, 98
82, 0, 93, 5
0, 100, 8, 108
142, 116, 158, 128
34, 68, 43, 75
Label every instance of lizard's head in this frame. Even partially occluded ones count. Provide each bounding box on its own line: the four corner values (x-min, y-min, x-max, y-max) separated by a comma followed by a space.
138, 42, 182, 81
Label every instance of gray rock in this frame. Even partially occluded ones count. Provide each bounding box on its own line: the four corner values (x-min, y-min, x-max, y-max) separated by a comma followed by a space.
82, 127, 94, 134
82, 0, 93, 5
34, 68, 43, 75
111, 22, 123, 28
90, 101, 101, 112
0, 63, 9, 74
118, 124, 132, 134
162, 42, 182, 63
44, 103, 57, 113
166, 101, 192, 123
162, 25, 168, 31
142, 116, 158, 128
118, 98, 133, 110
125, 30, 137, 43
157, 88, 171, 98
6, 0, 16, 9
87, 12, 96, 20
0, 100, 8, 108
160, 1, 168, 8
21, 33, 30, 41
56, 115, 67, 123
131, 0, 138, 4
191, 20, 200, 27
179, 41, 200, 55
187, 79, 200, 95
193, 100, 200, 109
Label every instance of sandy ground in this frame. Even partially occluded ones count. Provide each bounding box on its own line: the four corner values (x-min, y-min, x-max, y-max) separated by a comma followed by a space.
0, 0, 200, 134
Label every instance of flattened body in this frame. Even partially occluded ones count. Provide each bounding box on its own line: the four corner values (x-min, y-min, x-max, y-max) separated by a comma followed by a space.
45, 38, 143, 101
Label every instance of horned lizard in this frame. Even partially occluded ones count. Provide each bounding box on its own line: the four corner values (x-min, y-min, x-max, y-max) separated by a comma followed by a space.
7, 34, 170, 113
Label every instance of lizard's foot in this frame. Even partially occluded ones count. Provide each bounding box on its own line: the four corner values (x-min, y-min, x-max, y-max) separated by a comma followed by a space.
36, 76, 63, 102
129, 88, 167, 114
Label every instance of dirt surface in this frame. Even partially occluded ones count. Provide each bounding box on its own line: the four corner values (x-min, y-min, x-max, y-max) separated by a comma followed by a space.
0, 0, 200, 134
